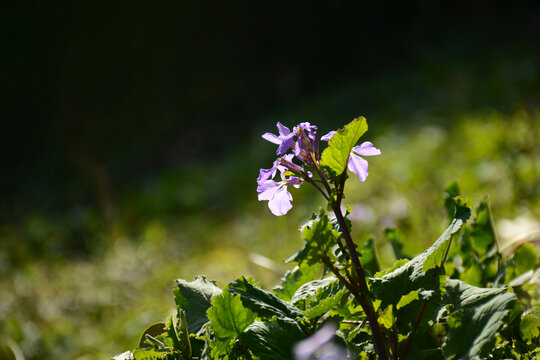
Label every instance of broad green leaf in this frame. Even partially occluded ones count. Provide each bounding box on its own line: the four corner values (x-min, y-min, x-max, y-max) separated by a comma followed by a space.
286, 210, 339, 266
207, 288, 256, 358
273, 264, 320, 301
514, 243, 539, 276
228, 276, 305, 321
320, 117, 368, 176
242, 320, 305, 360
443, 279, 516, 360
371, 197, 472, 308
174, 276, 222, 335
444, 279, 507, 308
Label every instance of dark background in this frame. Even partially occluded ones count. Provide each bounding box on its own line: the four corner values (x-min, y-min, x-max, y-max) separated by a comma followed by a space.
2, 1, 539, 252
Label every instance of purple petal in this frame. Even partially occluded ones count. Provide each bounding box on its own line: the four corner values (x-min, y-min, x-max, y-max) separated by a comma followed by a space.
262, 132, 281, 144
276, 122, 291, 137
353, 142, 381, 156
257, 180, 280, 201
348, 153, 369, 182
268, 186, 293, 216
276, 133, 295, 155
321, 131, 336, 142
257, 167, 276, 186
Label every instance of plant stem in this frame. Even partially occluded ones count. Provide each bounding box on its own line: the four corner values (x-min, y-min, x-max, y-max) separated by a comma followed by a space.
332, 204, 388, 360
329, 171, 389, 360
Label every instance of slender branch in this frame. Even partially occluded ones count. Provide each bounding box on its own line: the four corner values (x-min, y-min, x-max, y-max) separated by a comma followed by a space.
303, 176, 329, 200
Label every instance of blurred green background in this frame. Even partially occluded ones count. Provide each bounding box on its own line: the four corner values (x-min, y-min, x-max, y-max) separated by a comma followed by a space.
1, 2, 540, 359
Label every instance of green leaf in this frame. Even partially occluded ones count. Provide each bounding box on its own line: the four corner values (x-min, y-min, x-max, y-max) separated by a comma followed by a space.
359, 237, 380, 276
286, 210, 339, 266
396, 290, 420, 310
272, 264, 320, 301
443, 279, 517, 360
384, 228, 407, 260
444, 181, 461, 220
423, 196, 473, 272
460, 262, 483, 287
228, 276, 305, 321
514, 243, 539, 276
291, 277, 336, 305
520, 313, 540, 343
444, 279, 507, 308
371, 197, 472, 308
291, 277, 345, 319
466, 197, 497, 256
138, 322, 167, 349
242, 320, 305, 360
320, 117, 368, 176
207, 287, 256, 358
174, 276, 222, 335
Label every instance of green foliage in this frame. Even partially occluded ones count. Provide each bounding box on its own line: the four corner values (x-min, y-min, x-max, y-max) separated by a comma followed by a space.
320, 117, 368, 176
443, 280, 516, 360
174, 276, 222, 335
207, 288, 256, 358
370, 196, 472, 309
286, 210, 339, 266
272, 264, 321, 301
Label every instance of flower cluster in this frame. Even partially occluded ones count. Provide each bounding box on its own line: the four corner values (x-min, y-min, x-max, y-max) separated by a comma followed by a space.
257, 121, 381, 216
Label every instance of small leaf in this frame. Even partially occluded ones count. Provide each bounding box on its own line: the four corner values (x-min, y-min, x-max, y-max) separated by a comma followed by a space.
513, 243, 539, 276
423, 196, 473, 272
320, 117, 368, 176
396, 290, 420, 310
273, 264, 320, 301
384, 228, 407, 260
460, 262, 483, 287
286, 210, 339, 266
174, 276, 222, 335
520, 313, 540, 343
228, 276, 305, 321
360, 237, 380, 276
138, 322, 167, 349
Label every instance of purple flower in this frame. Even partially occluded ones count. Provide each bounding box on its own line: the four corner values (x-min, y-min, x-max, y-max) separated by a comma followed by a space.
262, 122, 295, 155
321, 132, 381, 182
348, 142, 381, 182
257, 175, 303, 216
293, 122, 318, 163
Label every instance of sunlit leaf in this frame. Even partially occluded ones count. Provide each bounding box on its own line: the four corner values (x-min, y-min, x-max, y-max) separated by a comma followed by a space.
273, 264, 320, 301
320, 117, 368, 176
